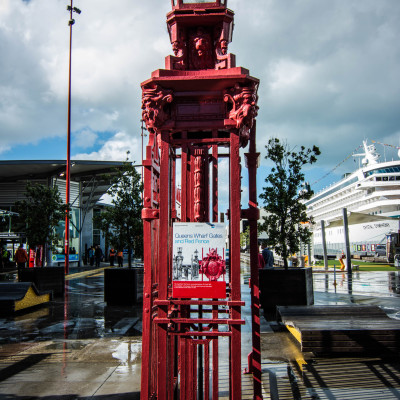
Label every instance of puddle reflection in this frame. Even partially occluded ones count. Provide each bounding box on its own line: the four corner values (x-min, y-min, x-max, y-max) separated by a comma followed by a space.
0, 273, 143, 345
112, 340, 142, 365
314, 271, 400, 298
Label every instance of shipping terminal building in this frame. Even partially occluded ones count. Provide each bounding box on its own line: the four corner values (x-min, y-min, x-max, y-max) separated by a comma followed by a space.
0, 160, 126, 265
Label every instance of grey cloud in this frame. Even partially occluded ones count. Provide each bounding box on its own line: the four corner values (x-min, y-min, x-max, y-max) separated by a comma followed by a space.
1, 0, 399, 172
229, 0, 400, 167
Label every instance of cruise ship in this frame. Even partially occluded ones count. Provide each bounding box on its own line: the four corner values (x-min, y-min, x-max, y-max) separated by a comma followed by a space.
306, 140, 400, 259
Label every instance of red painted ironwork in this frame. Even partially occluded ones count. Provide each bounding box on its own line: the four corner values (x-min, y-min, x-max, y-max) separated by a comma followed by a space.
193, 149, 205, 222
140, 1, 260, 398
243, 122, 263, 399
199, 249, 226, 281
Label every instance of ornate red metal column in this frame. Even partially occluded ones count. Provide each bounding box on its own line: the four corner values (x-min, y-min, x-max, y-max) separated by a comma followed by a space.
229, 127, 242, 397
244, 122, 262, 399
140, 1, 260, 398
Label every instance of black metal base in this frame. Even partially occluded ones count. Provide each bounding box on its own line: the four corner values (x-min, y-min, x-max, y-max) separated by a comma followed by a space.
18, 267, 65, 297
259, 267, 314, 320
104, 268, 144, 306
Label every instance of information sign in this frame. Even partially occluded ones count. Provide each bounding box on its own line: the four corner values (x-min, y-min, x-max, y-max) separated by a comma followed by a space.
172, 222, 227, 298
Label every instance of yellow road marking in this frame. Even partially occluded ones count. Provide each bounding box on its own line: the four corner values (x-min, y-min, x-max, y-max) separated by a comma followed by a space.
285, 324, 307, 371
286, 324, 302, 344
295, 356, 307, 372
66, 266, 113, 280
15, 287, 50, 311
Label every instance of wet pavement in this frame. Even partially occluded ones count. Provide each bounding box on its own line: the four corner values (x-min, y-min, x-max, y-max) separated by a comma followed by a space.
0, 265, 142, 399
0, 265, 399, 399
312, 270, 400, 320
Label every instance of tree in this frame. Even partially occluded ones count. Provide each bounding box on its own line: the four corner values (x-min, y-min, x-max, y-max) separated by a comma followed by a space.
15, 182, 67, 264
259, 138, 321, 269
94, 161, 143, 268
240, 226, 250, 250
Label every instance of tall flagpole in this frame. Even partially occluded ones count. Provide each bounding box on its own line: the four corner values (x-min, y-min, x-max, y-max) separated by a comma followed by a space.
65, 1, 81, 274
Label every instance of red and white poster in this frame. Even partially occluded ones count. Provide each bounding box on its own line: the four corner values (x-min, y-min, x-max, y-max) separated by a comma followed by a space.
172, 222, 227, 299
29, 248, 36, 268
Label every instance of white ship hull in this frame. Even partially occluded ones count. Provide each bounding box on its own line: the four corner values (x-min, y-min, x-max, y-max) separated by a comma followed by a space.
306, 141, 400, 258
312, 218, 399, 258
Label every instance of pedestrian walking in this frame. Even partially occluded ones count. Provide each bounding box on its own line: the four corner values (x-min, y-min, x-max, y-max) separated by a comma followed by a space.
88, 246, 95, 266
339, 251, 346, 271
1, 246, 10, 268
15, 245, 28, 268
258, 250, 265, 269
261, 241, 274, 268
117, 249, 123, 267
94, 245, 103, 268
109, 247, 116, 266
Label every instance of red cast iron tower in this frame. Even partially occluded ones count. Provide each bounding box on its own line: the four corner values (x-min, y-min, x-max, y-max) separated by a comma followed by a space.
141, 1, 261, 398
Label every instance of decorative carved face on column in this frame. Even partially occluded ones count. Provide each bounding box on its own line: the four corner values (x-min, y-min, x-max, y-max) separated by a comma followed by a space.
172, 29, 186, 57
219, 39, 228, 55
170, 35, 186, 70
172, 41, 181, 57
189, 27, 214, 70
141, 85, 174, 131
224, 83, 259, 146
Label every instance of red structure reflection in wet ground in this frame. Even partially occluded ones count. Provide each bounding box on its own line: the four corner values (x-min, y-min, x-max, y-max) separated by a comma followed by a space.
1, 266, 143, 345
0, 265, 399, 398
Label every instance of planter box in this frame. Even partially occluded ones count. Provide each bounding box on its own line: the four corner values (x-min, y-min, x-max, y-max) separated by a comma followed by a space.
104, 268, 144, 306
18, 267, 65, 297
259, 267, 314, 320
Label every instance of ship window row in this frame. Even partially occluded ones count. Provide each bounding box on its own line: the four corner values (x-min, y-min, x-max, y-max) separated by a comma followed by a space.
312, 201, 396, 221
309, 195, 395, 221
308, 190, 362, 212
375, 176, 400, 181
365, 166, 400, 177
306, 176, 359, 206
309, 176, 399, 214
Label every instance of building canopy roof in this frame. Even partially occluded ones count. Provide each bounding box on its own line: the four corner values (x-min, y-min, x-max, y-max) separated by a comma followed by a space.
0, 160, 128, 209
327, 212, 399, 228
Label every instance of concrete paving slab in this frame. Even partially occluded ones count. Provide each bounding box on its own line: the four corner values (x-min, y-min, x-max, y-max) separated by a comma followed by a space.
93, 364, 141, 397
0, 339, 142, 399
0, 379, 99, 398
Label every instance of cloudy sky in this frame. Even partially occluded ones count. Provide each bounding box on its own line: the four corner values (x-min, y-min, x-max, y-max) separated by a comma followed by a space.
1, 0, 400, 199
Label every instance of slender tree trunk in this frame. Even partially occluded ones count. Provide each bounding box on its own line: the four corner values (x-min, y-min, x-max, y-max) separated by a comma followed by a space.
105, 231, 109, 263
280, 216, 289, 270
128, 245, 132, 268
282, 245, 289, 270
127, 225, 132, 268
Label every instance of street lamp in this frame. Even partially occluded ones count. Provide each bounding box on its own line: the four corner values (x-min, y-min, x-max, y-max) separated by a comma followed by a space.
65, 1, 81, 275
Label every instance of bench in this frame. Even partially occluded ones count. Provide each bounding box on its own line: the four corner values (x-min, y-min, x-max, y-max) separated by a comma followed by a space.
0, 282, 52, 315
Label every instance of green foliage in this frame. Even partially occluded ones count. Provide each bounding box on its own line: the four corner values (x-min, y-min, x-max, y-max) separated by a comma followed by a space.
15, 182, 67, 248
259, 138, 321, 269
0, 215, 8, 232
94, 161, 143, 267
240, 226, 250, 249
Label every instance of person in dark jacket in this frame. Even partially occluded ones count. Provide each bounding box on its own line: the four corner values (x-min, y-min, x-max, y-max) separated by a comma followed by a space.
117, 250, 124, 267
88, 246, 95, 266
261, 242, 274, 268
109, 247, 116, 266
15, 245, 28, 268
1, 246, 9, 269
94, 245, 103, 268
